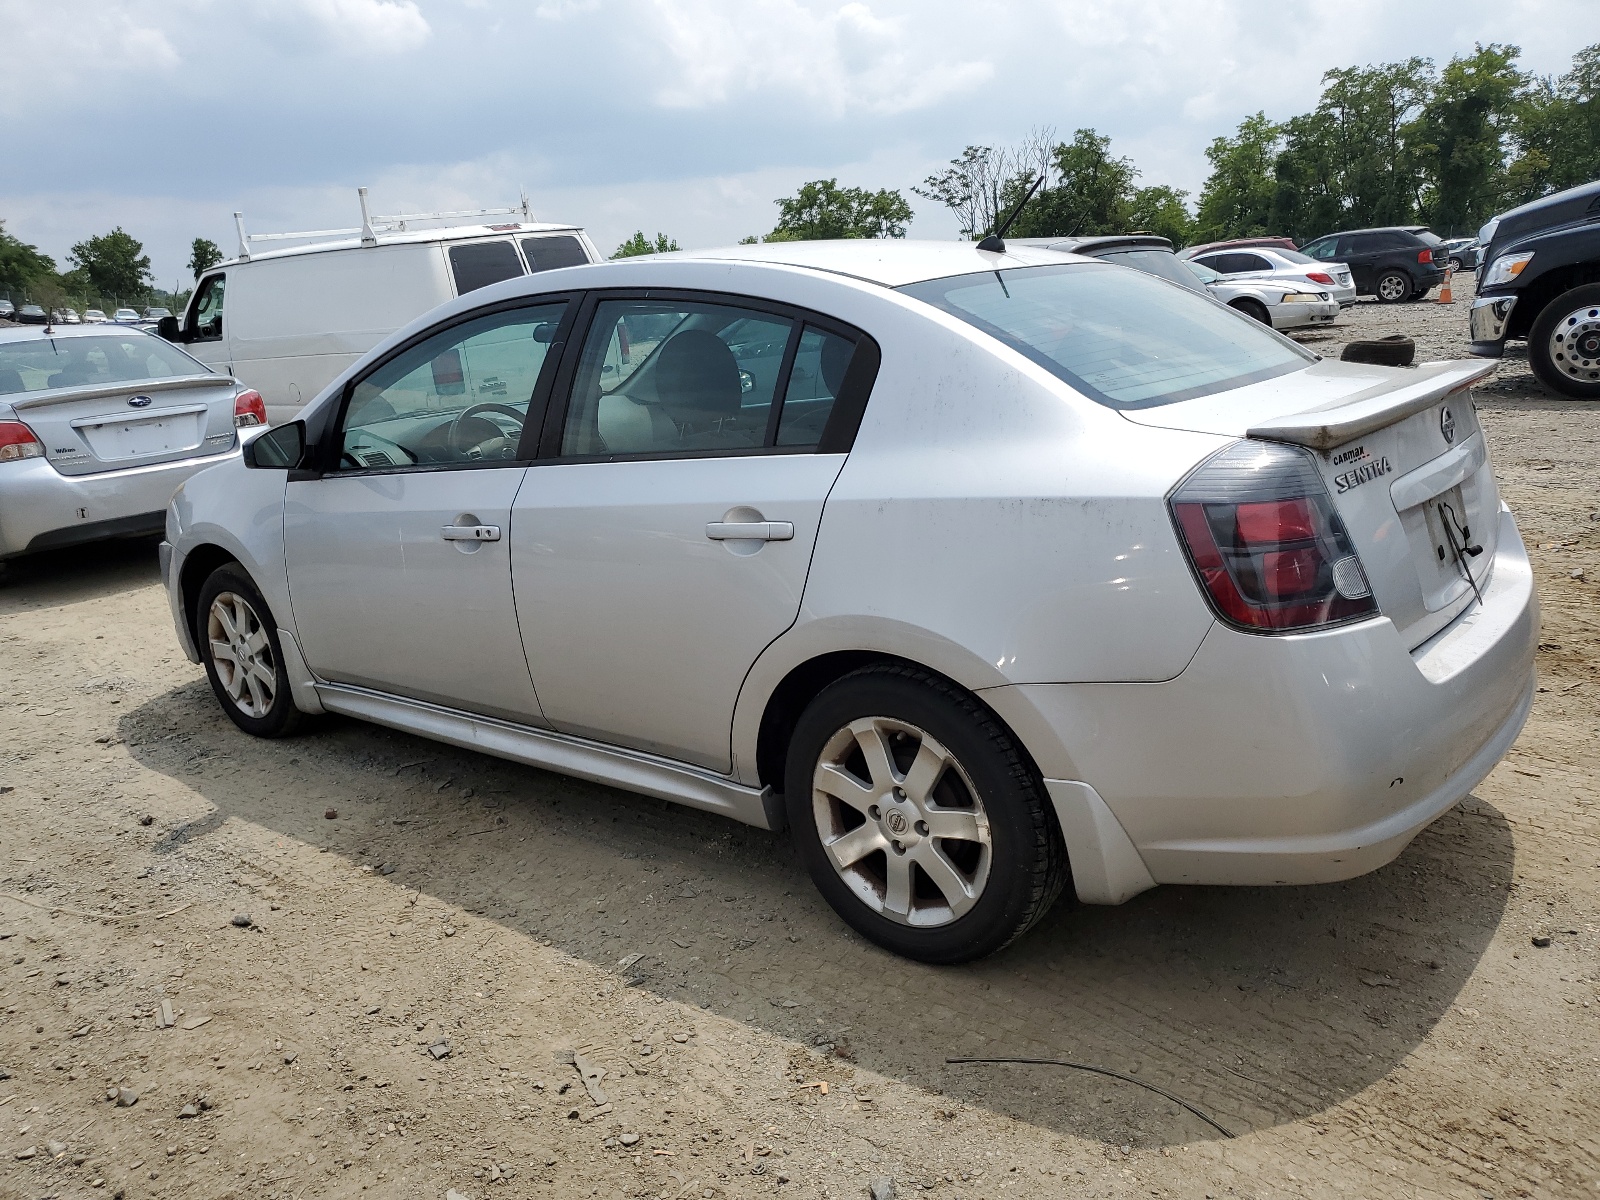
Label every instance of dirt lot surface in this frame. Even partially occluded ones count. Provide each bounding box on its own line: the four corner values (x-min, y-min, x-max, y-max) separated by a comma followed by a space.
3, 286, 1598, 1200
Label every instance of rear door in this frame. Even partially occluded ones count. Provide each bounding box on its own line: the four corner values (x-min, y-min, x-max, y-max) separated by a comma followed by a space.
511, 293, 870, 772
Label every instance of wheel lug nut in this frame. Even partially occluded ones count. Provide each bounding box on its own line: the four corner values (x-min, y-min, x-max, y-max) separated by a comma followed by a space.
868, 805, 880, 820
893, 787, 905, 800
891, 841, 904, 854
915, 820, 928, 836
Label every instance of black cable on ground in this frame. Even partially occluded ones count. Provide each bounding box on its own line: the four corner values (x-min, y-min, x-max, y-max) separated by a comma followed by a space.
944, 1056, 1237, 1139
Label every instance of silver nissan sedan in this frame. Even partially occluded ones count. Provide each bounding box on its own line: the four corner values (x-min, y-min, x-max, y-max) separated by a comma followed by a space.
160, 240, 1536, 963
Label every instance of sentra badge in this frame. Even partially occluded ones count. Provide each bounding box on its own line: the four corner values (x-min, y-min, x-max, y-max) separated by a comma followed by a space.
1334, 456, 1392, 494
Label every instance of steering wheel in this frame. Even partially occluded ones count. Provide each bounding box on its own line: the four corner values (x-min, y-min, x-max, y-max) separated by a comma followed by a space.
447, 402, 527, 457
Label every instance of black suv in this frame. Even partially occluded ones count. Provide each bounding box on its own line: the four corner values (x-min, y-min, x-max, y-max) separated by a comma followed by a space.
1299, 226, 1449, 302
1470, 177, 1600, 399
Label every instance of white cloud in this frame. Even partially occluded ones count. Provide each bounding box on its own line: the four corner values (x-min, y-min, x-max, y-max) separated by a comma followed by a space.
0, 1, 180, 116
277, 0, 431, 54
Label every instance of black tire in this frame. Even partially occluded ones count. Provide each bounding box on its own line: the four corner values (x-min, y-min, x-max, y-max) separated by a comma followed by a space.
1528, 283, 1600, 400
1374, 270, 1411, 303
1403, 285, 1431, 302
196, 563, 306, 737
1340, 334, 1416, 367
1230, 298, 1271, 326
784, 663, 1068, 963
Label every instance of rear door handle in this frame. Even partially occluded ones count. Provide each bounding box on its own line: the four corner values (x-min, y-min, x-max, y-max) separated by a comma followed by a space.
705, 520, 794, 542
441, 524, 501, 542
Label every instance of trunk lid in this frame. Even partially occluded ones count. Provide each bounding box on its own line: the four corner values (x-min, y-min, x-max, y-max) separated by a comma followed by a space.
9, 376, 240, 476
1127, 358, 1500, 648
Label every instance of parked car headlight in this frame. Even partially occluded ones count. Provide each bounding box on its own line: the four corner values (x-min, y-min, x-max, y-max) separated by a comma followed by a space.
1281, 292, 1326, 304
1481, 251, 1534, 288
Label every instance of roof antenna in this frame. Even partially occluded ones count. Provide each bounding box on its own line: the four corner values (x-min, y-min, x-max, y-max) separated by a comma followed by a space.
358, 187, 377, 246
234, 212, 250, 261
977, 175, 1043, 253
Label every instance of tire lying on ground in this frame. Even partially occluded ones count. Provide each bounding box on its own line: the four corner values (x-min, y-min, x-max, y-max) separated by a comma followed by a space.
1341, 334, 1416, 367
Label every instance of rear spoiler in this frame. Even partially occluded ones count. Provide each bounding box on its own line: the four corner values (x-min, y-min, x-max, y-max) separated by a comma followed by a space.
1246, 360, 1496, 451
7, 374, 239, 411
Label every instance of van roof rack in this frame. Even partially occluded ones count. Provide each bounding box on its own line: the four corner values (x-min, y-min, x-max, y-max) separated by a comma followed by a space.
232, 187, 539, 260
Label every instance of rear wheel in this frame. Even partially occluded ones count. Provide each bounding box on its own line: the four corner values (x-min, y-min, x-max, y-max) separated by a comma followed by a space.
784, 663, 1067, 963
1448, 257, 1464, 272
197, 563, 306, 737
1375, 270, 1411, 303
1529, 283, 1600, 400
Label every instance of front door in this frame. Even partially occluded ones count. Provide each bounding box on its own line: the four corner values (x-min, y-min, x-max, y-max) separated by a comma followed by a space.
183, 272, 230, 375
284, 299, 569, 722
513, 295, 865, 771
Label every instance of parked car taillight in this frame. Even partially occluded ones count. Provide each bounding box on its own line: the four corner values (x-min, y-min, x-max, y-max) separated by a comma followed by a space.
234, 389, 267, 428
0, 420, 45, 463
1169, 441, 1377, 633
1418, 248, 1434, 264
1306, 272, 1335, 285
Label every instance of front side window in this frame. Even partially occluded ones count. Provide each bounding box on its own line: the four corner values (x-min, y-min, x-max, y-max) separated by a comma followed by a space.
448, 241, 525, 295
900, 263, 1312, 410
189, 274, 225, 342
337, 302, 566, 470
560, 299, 798, 457
0, 334, 209, 395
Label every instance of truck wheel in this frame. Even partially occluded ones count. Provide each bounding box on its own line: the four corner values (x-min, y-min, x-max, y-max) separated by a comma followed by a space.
1375, 271, 1411, 303
784, 663, 1068, 963
197, 563, 307, 737
1529, 284, 1600, 400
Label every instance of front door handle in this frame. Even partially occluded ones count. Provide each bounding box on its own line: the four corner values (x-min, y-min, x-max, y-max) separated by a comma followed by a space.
441, 524, 501, 542
705, 520, 794, 542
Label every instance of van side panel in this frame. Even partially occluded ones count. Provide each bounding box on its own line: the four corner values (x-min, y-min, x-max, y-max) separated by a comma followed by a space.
228, 244, 454, 423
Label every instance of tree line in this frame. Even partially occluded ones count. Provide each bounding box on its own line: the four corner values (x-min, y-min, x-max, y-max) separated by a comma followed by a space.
0, 219, 221, 315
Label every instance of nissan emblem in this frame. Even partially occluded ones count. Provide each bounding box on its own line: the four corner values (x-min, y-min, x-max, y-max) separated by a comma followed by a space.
1439, 405, 1455, 445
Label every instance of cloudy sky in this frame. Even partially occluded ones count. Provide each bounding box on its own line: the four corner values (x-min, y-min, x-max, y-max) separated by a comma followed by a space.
1, 0, 1594, 285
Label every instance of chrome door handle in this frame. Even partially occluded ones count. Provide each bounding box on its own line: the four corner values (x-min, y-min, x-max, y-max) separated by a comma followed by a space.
441, 524, 501, 542
705, 520, 794, 542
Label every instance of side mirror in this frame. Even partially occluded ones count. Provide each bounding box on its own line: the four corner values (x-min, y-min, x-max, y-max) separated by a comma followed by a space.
244, 420, 306, 469
156, 315, 181, 342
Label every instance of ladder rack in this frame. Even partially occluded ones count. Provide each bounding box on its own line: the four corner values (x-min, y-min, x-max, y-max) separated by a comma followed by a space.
233, 187, 536, 259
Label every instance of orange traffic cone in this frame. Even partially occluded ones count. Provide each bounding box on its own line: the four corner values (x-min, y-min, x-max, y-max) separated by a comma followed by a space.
1438, 266, 1454, 304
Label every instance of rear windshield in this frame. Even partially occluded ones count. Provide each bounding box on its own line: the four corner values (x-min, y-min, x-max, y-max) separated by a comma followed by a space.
0, 334, 209, 396
1096, 249, 1207, 293
900, 263, 1312, 409
1276, 248, 1316, 264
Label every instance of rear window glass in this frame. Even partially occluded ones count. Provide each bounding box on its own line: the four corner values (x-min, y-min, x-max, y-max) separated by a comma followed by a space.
1097, 249, 1207, 293
520, 235, 590, 272
0, 334, 209, 395
1276, 249, 1316, 264
448, 241, 525, 295
900, 263, 1312, 409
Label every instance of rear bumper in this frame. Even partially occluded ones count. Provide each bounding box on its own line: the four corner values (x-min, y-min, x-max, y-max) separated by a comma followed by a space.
1470, 294, 1519, 356
0, 447, 241, 560
989, 505, 1537, 890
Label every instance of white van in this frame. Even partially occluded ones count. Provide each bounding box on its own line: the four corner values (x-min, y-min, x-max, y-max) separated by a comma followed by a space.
167, 196, 601, 424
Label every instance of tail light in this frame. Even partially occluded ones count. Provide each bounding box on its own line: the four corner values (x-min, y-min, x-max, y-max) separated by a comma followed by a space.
0, 420, 45, 463
233, 389, 267, 428
1418, 248, 1434, 264
1306, 271, 1335, 285
1169, 441, 1377, 632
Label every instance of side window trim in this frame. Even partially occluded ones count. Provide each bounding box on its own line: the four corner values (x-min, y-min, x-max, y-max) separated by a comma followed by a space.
531, 287, 878, 463
308, 293, 577, 477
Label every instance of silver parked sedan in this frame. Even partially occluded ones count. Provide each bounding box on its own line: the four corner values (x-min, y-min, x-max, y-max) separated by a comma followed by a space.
161, 240, 1535, 963
0, 324, 265, 560
1182, 259, 1338, 329
1182, 246, 1358, 307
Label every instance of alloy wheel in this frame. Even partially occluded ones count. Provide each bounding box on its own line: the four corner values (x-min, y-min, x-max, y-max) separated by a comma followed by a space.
1549, 305, 1600, 386
1377, 272, 1409, 302
811, 716, 992, 927
207, 591, 277, 718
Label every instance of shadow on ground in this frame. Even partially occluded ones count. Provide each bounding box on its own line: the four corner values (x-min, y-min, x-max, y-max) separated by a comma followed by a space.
0, 535, 162, 603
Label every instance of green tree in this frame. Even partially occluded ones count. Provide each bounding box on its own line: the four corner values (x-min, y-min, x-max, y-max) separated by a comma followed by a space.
1270, 110, 1345, 241
611, 231, 681, 258
1007, 129, 1138, 238
1416, 44, 1528, 235
0, 219, 58, 299
1511, 42, 1600, 201
67, 227, 152, 302
1316, 59, 1435, 228
1126, 185, 1194, 246
765, 179, 913, 241
1194, 112, 1283, 241
188, 237, 222, 278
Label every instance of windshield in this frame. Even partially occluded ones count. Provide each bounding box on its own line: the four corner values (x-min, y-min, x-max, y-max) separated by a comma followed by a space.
899, 263, 1312, 409
0, 333, 210, 395
1184, 260, 1221, 284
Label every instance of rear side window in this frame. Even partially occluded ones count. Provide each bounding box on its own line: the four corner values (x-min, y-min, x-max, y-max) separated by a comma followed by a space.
901, 262, 1312, 410
777, 326, 856, 445
520, 236, 589, 272
448, 241, 525, 295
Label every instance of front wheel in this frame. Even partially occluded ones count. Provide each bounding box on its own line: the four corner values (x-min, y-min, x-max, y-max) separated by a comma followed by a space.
1529, 283, 1600, 400
1230, 298, 1271, 326
1375, 270, 1411, 303
197, 563, 306, 737
784, 664, 1067, 963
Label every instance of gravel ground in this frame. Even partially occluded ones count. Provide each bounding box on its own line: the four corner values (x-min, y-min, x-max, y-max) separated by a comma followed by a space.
2, 284, 1598, 1200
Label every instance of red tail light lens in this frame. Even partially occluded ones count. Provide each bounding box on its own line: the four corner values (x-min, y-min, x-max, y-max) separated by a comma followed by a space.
1306, 271, 1335, 285
233, 389, 267, 428
1418, 248, 1433, 264
0, 420, 45, 463
1170, 441, 1377, 632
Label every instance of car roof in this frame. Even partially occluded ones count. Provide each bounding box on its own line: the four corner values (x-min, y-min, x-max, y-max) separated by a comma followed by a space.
648, 239, 1089, 288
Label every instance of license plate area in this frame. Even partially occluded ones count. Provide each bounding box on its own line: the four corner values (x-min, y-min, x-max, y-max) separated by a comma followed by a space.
1397, 476, 1497, 612
74, 408, 207, 462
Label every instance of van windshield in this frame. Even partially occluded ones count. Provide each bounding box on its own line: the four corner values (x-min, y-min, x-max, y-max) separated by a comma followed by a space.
899, 263, 1312, 409
0, 334, 210, 395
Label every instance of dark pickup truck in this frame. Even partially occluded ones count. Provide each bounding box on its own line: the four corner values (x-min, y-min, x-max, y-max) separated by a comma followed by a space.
1470, 177, 1600, 399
